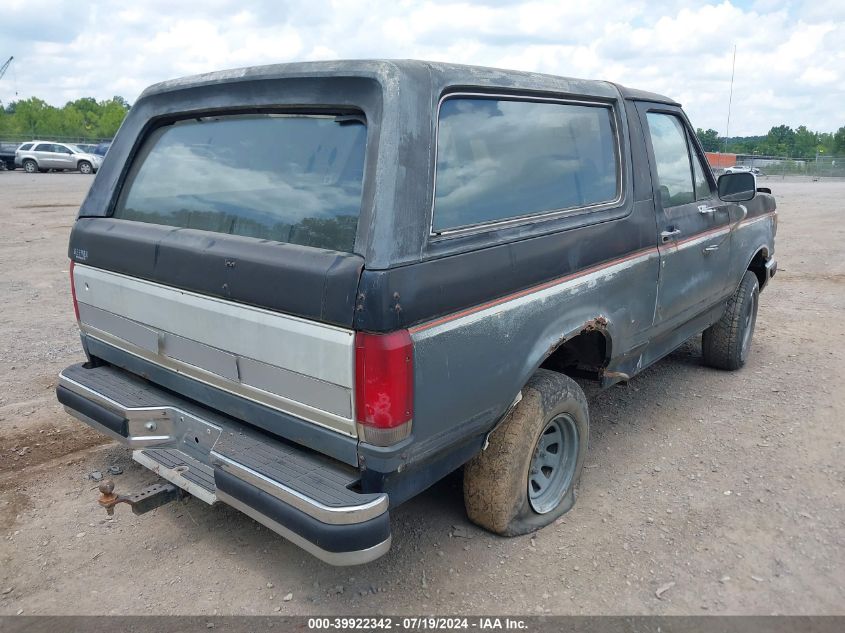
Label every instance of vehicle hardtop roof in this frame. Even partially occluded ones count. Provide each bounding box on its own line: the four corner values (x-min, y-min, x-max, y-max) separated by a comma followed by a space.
140, 59, 679, 106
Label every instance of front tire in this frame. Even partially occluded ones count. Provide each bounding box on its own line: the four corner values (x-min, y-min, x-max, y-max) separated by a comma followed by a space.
78, 161, 93, 175
463, 369, 589, 536
702, 271, 760, 370
23, 159, 38, 174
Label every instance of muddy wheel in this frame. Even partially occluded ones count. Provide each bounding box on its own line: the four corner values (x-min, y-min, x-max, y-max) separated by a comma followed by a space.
463, 369, 589, 536
702, 270, 759, 370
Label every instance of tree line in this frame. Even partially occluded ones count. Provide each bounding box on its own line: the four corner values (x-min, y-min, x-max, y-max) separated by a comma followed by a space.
696, 124, 845, 159
0, 96, 131, 141
3, 94, 843, 160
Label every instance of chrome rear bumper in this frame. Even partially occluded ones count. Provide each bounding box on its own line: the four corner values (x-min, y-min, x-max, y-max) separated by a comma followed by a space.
57, 363, 391, 565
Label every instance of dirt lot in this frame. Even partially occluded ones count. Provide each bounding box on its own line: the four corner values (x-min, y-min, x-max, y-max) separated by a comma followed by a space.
0, 172, 842, 615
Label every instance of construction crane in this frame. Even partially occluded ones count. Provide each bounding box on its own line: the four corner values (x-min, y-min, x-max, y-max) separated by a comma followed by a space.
0, 56, 15, 110
0, 56, 12, 82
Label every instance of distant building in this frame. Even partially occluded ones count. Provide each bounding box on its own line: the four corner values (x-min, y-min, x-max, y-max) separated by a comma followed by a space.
705, 152, 736, 168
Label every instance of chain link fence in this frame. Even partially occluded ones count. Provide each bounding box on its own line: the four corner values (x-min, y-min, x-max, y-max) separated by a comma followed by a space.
736, 155, 845, 179
0, 135, 113, 145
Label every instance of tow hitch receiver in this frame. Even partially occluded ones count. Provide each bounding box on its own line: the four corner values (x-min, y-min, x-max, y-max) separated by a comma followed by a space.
97, 479, 184, 516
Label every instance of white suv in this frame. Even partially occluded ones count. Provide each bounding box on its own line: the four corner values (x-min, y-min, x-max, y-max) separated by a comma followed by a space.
15, 141, 103, 174
724, 165, 762, 176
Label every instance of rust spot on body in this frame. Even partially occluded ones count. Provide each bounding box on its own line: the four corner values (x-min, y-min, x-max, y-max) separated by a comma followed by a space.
580, 315, 609, 334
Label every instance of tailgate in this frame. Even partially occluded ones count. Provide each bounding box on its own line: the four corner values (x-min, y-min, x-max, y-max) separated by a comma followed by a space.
73, 262, 358, 436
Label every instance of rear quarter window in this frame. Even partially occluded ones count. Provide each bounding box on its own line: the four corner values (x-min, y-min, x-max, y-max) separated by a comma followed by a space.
114, 113, 367, 253
18, 143, 32, 151
432, 97, 620, 234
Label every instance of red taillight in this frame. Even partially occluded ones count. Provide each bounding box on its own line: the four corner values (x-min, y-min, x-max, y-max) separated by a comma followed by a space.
354, 330, 414, 446
69, 260, 80, 321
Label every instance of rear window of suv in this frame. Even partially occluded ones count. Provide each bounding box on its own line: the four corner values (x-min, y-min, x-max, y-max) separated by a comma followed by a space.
114, 113, 367, 253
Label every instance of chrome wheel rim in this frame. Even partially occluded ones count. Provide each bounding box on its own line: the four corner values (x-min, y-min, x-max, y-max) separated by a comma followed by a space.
24, 162, 35, 173
79, 163, 91, 174
528, 414, 579, 514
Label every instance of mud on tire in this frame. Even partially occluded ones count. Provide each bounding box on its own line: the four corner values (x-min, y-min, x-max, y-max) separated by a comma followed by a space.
463, 369, 589, 536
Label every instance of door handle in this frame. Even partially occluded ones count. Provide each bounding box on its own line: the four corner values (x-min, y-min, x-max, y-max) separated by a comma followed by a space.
703, 244, 719, 254
661, 228, 681, 242
698, 205, 718, 215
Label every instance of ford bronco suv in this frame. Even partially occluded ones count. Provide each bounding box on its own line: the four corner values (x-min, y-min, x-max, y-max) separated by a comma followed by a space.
56, 60, 777, 565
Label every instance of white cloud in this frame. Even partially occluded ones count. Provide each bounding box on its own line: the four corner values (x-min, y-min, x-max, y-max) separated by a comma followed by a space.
799, 67, 838, 86
0, 0, 842, 135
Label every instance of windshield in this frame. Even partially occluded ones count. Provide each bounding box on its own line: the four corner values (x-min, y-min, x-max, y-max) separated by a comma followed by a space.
114, 113, 367, 253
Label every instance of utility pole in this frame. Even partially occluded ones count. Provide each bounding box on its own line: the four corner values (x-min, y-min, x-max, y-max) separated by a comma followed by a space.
724, 44, 736, 155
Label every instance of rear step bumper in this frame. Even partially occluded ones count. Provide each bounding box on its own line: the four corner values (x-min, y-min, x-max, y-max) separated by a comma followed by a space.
57, 363, 391, 565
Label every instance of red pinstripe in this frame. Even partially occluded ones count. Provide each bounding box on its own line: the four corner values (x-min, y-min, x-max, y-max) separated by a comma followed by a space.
409, 211, 776, 334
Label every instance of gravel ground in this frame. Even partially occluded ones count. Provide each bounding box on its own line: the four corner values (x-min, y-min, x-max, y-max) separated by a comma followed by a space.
0, 172, 842, 615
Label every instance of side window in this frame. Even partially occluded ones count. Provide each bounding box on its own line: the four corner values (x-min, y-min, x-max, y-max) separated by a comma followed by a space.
432, 97, 619, 233
34, 144, 51, 152
55, 145, 72, 154
646, 112, 694, 208
688, 135, 712, 200
18, 143, 32, 151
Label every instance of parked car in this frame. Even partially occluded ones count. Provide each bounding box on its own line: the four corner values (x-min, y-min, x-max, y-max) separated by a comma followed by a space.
92, 141, 111, 156
0, 141, 19, 170
56, 61, 777, 565
724, 165, 762, 176
15, 141, 103, 174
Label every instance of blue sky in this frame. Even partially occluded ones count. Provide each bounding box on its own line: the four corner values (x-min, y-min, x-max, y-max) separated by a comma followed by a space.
0, 0, 842, 135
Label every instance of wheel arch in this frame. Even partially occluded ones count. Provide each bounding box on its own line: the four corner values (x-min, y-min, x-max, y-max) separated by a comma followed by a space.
536, 316, 613, 384
468, 315, 611, 462
745, 245, 770, 290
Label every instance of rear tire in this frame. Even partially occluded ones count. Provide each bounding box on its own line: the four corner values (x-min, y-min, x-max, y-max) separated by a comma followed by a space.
23, 159, 38, 174
702, 271, 759, 370
463, 369, 589, 536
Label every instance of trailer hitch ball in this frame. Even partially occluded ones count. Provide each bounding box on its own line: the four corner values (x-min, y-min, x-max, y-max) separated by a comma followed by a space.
98, 479, 119, 515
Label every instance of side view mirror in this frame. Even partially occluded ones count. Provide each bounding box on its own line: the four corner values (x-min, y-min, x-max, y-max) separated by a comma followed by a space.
718, 172, 756, 202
